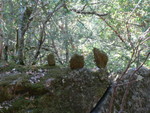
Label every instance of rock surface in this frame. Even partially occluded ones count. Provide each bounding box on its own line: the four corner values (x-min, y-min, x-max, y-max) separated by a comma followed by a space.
0, 65, 108, 113
0, 64, 149, 113
69, 54, 84, 70
91, 67, 150, 113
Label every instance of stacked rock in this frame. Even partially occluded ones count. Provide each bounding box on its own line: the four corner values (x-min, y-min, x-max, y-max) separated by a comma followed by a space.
93, 48, 108, 69
69, 54, 84, 70
47, 53, 55, 66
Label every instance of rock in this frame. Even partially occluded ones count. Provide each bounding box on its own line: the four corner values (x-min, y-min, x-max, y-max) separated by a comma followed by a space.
0, 60, 8, 68
45, 78, 55, 87
0, 66, 109, 113
47, 53, 55, 66
90, 67, 150, 113
93, 48, 108, 69
69, 54, 84, 70
0, 65, 149, 113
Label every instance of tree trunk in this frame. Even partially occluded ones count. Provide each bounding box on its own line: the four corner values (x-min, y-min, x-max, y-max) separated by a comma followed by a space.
17, 1, 33, 65
4, 43, 8, 61
64, 16, 69, 63
16, 29, 19, 54
16, 0, 25, 65
59, 16, 69, 64
0, 1, 3, 60
32, 23, 45, 65
51, 38, 64, 65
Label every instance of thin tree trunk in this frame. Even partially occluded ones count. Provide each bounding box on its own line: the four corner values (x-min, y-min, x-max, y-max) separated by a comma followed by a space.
0, 1, 3, 60
17, 0, 25, 65
16, 29, 19, 54
64, 16, 69, 63
59, 16, 69, 63
4, 0, 14, 62
32, 2, 65, 65
4, 41, 8, 61
17, 1, 33, 65
32, 23, 46, 65
51, 38, 64, 65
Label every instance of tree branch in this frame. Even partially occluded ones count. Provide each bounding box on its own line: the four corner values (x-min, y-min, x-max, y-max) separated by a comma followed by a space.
71, 9, 108, 16
119, 52, 150, 113
70, 8, 126, 44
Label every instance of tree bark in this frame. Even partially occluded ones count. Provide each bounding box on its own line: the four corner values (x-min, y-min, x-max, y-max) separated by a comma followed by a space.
17, 1, 33, 65
64, 16, 69, 63
4, 43, 8, 61
17, 1, 25, 65
0, 1, 3, 60
32, 24, 46, 65
51, 38, 64, 65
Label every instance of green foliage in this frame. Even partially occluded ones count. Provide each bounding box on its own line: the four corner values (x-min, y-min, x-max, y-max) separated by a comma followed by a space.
1, 0, 149, 71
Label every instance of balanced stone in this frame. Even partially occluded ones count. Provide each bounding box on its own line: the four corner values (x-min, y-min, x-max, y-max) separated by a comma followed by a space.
69, 54, 84, 70
93, 48, 108, 69
47, 53, 55, 66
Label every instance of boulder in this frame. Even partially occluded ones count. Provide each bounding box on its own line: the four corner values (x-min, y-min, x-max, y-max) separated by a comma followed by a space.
93, 48, 108, 69
0, 65, 109, 113
47, 53, 55, 66
69, 54, 84, 70
0, 64, 149, 113
90, 67, 150, 113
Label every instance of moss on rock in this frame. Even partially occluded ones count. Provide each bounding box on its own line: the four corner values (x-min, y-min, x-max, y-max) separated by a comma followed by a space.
0, 64, 109, 113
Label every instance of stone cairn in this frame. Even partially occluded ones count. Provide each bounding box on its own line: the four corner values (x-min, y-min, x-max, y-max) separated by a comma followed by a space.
47, 53, 55, 66
48, 47, 108, 70
69, 54, 84, 70
93, 48, 108, 69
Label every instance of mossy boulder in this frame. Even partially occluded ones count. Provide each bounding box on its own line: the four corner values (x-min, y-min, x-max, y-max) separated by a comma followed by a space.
91, 67, 150, 113
93, 48, 108, 69
69, 54, 84, 70
0, 65, 149, 113
47, 53, 55, 66
0, 65, 109, 113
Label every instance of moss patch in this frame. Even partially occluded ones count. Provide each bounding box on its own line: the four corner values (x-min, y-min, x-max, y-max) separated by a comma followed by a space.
0, 65, 109, 113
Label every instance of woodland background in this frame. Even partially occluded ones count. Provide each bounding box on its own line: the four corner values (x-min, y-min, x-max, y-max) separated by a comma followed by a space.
0, 0, 150, 113
0, 0, 150, 71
